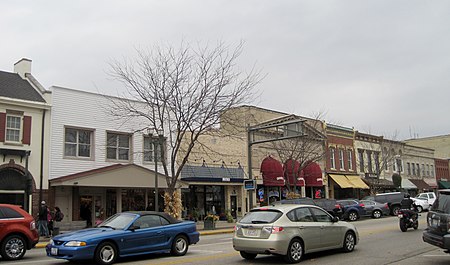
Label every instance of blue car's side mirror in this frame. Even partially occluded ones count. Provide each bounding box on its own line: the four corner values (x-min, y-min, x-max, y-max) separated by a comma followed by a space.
129, 225, 140, 231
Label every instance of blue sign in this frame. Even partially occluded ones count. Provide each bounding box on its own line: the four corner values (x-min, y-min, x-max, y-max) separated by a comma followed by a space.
244, 180, 256, 190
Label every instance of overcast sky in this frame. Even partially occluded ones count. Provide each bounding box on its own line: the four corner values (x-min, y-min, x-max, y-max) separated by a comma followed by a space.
1, 0, 449, 140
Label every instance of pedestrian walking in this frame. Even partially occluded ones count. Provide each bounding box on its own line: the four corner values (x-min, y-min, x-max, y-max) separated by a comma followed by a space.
38, 201, 49, 237
47, 206, 54, 237
54, 207, 64, 222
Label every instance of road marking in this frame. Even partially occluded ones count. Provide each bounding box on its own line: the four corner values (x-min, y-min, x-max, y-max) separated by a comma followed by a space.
147, 251, 239, 265
423, 254, 450, 257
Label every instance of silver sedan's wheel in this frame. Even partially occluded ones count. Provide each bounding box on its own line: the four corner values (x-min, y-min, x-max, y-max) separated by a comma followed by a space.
0, 235, 26, 260
416, 206, 423, 213
95, 242, 117, 265
284, 239, 303, 264
372, 210, 382, 219
342, 232, 356, 252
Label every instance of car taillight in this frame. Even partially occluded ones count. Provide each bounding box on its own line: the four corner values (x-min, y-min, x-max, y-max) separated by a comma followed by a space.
264, 226, 284, 234
384, 203, 389, 209
359, 203, 365, 207
335, 204, 341, 209
30, 221, 36, 230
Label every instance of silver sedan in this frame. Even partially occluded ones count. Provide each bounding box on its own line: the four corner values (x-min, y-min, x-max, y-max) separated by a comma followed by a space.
233, 204, 359, 263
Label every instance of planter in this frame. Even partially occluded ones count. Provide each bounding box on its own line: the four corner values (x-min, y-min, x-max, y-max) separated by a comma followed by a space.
204, 219, 216, 230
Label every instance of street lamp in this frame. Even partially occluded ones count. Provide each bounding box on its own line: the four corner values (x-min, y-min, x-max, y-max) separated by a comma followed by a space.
150, 128, 164, 212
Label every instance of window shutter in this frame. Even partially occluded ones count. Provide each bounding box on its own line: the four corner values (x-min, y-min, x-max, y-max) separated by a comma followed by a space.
0, 112, 5, 142
22, 116, 32, 145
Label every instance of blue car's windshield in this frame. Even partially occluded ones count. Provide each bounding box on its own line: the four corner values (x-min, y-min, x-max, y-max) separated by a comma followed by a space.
97, 213, 136, 229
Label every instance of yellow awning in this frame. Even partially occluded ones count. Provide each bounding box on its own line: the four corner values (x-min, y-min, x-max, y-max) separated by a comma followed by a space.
329, 174, 354, 188
345, 175, 370, 189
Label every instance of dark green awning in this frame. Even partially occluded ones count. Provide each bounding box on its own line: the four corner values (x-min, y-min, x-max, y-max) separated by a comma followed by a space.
438, 181, 450, 189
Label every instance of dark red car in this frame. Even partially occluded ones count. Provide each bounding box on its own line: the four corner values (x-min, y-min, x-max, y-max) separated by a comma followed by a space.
0, 204, 39, 260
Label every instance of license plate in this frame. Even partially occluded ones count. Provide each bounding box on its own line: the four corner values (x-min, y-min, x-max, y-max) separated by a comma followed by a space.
51, 247, 58, 256
246, 229, 258, 237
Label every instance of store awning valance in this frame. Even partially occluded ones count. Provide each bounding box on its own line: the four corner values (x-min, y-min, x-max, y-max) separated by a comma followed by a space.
439, 180, 450, 189
401, 178, 417, 190
424, 178, 438, 188
346, 175, 370, 189
260, 156, 285, 187
302, 162, 323, 187
329, 174, 354, 188
329, 174, 369, 189
409, 179, 431, 191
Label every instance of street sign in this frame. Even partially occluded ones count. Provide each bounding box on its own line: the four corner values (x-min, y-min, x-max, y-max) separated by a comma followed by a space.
244, 180, 256, 190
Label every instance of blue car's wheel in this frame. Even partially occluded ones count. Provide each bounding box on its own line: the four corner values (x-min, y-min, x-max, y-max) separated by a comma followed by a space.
95, 242, 118, 265
171, 235, 188, 256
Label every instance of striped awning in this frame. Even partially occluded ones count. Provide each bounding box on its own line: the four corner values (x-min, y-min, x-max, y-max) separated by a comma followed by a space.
329, 174, 369, 189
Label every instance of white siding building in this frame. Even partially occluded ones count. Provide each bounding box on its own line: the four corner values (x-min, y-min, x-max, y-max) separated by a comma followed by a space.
48, 86, 179, 224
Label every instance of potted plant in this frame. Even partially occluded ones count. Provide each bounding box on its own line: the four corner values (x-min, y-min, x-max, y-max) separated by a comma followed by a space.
225, 210, 234, 223
203, 214, 219, 230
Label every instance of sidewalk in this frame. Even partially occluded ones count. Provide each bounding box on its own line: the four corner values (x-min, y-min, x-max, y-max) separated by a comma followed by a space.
35, 221, 235, 248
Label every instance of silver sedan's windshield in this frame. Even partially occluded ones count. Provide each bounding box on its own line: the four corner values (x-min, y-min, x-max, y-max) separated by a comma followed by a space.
97, 213, 137, 229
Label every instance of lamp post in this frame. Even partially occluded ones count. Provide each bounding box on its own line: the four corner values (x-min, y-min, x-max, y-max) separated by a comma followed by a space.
153, 128, 164, 212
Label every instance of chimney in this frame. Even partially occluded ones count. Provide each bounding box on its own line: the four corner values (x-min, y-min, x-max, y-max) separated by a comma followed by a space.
14, 58, 32, 79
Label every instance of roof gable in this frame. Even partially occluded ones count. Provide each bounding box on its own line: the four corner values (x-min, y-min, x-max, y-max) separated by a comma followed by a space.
0, 70, 46, 103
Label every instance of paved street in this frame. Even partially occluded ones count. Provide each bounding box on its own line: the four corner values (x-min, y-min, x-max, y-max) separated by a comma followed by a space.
2, 214, 449, 265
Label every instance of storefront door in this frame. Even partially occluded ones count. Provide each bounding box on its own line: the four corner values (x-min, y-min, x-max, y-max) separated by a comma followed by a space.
230, 195, 237, 218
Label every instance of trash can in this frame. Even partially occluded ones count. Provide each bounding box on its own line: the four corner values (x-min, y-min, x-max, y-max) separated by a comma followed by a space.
53, 226, 60, 236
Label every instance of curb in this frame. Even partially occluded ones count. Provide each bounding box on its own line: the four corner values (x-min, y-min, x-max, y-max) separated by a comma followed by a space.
34, 228, 235, 249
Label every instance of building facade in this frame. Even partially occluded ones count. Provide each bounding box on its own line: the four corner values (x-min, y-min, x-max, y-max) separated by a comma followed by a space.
0, 59, 51, 215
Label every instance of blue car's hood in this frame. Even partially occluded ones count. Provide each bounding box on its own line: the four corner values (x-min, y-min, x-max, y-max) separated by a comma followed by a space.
53, 227, 120, 241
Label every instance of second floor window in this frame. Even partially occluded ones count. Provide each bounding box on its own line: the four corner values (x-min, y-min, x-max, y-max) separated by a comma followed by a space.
347, 150, 353, 170
107, 133, 131, 161
358, 150, 365, 173
339, 149, 345, 170
6, 114, 21, 142
64, 128, 92, 158
329, 147, 336, 169
374, 152, 380, 173
143, 136, 165, 162
407, 162, 411, 175
367, 151, 373, 173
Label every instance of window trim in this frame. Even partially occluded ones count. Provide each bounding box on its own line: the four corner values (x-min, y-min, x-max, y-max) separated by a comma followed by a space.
329, 147, 336, 169
63, 127, 94, 160
347, 149, 353, 170
106, 131, 132, 162
5, 113, 22, 144
339, 149, 345, 170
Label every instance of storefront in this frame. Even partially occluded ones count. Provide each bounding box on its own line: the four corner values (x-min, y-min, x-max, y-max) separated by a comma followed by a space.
180, 164, 245, 220
328, 173, 369, 199
49, 164, 186, 225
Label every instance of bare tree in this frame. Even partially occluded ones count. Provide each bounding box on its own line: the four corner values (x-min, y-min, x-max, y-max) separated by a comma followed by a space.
107, 41, 262, 218
258, 114, 327, 196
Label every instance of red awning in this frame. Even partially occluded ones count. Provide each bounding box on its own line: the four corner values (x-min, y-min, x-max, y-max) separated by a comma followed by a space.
283, 159, 304, 186
302, 162, 323, 187
260, 156, 285, 186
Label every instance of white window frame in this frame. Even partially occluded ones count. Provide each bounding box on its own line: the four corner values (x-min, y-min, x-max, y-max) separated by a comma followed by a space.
106, 132, 131, 161
64, 127, 94, 159
330, 147, 336, 169
347, 150, 353, 170
143, 136, 165, 163
339, 149, 345, 170
5, 114, 22, 143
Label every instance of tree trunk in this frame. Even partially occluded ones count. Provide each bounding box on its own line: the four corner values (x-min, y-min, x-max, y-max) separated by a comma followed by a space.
164, 190, 182, 219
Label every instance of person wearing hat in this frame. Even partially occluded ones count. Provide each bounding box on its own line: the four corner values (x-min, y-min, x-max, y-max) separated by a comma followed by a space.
38, 201, 49, 237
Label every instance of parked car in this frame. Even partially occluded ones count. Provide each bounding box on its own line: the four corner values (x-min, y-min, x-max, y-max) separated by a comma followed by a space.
422, 189, 450, 252
336, 200, 366, 221
416, 192, 437, 206
359, 200, 390, 218
411, 197, 429, 212
275, 198, 344, 219
372, 192, 407, 215
46, 211, 199, 265
233, 204, 358, 263
0, 204, 39, 261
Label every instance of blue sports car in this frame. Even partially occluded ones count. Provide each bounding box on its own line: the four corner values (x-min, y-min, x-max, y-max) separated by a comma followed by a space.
45, 211, 200, 265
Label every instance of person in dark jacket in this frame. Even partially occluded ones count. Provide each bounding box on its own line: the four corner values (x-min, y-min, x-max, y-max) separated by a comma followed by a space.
400, 194, 418, 220
38, 201, 49, 237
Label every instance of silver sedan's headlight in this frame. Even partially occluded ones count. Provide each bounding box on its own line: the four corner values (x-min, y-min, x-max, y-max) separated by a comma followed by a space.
49, 239, 54, 245
65, 241, 87, 247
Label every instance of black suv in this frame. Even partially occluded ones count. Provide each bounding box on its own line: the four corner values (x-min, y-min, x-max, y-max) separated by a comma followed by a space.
370, 192, 406, 215
423, 189, 450, 252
